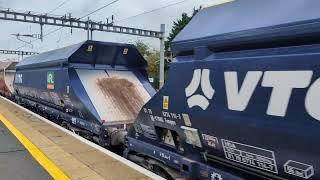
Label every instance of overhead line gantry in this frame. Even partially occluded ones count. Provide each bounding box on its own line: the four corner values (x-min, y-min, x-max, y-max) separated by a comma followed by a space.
0, 8, 166, 87
0, 9, 163, 40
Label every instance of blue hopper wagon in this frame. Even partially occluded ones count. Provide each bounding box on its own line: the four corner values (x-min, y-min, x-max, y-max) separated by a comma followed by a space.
0, 61, 18, 97
13, 40, 156, 147
125, 0, 320, 179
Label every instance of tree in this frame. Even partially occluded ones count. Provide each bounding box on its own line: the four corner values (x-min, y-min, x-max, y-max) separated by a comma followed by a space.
135, 40, 151, 57
146, 50, 170, 89
135, 41, 159, 88
134, 6, 202, 88
165, 7, 202, 52
147, 51, 160, 79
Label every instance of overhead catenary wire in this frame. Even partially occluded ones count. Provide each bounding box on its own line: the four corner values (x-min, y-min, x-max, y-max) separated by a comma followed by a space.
16, 0, 120, 51
48, 0, 72, 14
4, 0, 71, 50
55, 0, 120, 35
116, 0, 189, 23
119, 0, 207, 46
15, 0, 73, 50
15, 0, 192, 51
115, 0, 189, 44
115, 0, 190, 45
0, 6, 63, 17
79, 0, 119, 19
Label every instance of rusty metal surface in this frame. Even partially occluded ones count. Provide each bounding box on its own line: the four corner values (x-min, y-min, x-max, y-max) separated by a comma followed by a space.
76, 69, 150, 124
0, 61, 17, 96
0, 79, 10, 96
97, 77, 146, 123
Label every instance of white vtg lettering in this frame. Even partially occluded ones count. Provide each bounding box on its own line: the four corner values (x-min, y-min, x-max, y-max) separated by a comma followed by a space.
224, 71, 320, 120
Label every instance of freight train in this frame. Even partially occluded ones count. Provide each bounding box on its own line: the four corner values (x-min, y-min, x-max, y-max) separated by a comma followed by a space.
0, 41, 155, 148
124, 0, 320, 179
1, 0, 320, 179
0, 61, 18, 98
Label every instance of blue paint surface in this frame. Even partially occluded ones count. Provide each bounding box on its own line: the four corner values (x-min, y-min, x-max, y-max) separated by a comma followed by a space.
128, 1, 320, 179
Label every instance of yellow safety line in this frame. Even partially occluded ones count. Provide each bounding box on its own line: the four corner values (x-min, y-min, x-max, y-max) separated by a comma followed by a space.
205, 0, 235, 8
0, 113, 70, 180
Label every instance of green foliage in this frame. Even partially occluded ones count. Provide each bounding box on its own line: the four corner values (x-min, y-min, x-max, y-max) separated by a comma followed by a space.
165, 7, 202, 51
134, 7, 201, 88
135, 41, 170, 89
135, 40, 151, 57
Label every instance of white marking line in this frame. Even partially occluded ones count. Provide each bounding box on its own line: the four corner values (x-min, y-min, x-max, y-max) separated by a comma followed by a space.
284, 160, 314, 179
221, 139, 278, 174
0, 96, 164, 180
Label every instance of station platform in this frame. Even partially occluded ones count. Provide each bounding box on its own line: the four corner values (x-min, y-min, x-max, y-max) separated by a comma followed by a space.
0, 97, 162, 180
0, 121, 51, 180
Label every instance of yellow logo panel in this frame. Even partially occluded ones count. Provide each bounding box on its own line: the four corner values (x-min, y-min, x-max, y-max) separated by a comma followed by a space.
163, 96, 169, 110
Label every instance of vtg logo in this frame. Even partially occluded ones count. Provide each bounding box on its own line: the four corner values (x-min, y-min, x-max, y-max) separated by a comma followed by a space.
185, 70, 320, 121
185, 69, 215, 110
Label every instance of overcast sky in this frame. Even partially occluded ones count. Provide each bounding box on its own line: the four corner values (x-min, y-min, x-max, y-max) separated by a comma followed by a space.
0, 0, 223, 60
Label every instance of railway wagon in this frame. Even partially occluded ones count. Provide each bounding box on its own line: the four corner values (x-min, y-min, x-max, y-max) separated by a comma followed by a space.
14, 40, 156, 147
0, 61, 18, 97
125, 0, 320, 179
